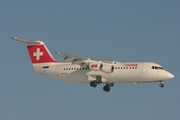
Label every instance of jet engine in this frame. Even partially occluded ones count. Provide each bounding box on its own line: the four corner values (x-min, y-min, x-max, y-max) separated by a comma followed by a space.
89, 63, 103, 71
101, 64, 114, 73
89, 63, 114, 73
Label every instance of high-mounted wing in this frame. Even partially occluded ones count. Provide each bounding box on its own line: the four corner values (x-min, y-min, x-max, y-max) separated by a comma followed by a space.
56, 52, 116, 74
56, 52, 115, 66
56, 52, 88, 63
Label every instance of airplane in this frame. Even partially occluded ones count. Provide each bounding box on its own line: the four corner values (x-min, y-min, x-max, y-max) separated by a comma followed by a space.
11, 37, 174, 92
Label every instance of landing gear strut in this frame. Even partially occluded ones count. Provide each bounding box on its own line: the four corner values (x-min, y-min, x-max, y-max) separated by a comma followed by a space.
96, 75, 102, 84
159, 81, 164, 88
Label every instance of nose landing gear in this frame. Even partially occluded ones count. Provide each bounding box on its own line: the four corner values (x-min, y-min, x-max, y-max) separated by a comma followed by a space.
159, 81, 164, 88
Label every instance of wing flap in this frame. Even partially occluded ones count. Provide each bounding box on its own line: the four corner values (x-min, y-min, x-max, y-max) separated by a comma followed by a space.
56, 52, 88, 61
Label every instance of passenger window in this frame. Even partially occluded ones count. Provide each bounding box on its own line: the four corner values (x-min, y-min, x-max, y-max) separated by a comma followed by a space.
152, 66, 154, 69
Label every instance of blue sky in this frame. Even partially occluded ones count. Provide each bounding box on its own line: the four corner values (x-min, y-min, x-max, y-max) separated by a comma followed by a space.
1, 1, 180, 120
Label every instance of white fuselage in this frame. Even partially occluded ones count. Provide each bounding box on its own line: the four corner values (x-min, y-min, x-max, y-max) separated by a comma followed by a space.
33, 62, 173, 84
11, 37, 174, 92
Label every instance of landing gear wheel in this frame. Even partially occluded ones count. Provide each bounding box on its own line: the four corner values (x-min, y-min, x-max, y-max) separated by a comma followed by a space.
90, 81, 97, 88
103, 85, 110, 92
159, 83, 164, 88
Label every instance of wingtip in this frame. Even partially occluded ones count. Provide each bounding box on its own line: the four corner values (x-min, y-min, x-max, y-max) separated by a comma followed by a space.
10, 37, 17, 40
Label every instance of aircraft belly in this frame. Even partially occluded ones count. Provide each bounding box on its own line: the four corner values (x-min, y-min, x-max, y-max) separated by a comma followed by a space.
66, 71, 89, 83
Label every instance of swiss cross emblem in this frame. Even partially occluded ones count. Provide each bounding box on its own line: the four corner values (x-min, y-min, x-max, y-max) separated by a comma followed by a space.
33, 48, 43, 60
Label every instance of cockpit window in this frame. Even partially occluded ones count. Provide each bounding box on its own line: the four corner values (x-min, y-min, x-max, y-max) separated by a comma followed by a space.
151, 66, 164, 70
159, 67, 164, 70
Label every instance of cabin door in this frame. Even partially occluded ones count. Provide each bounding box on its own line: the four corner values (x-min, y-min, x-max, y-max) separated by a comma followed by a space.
141, 64, 147, 74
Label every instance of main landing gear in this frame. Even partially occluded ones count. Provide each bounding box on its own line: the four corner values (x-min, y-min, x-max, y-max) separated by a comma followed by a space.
159, 81, 164, 88
89, 75, 114, 92
90, 75, 101, 88
103, 83, 114, 92
90, 81, 97, 87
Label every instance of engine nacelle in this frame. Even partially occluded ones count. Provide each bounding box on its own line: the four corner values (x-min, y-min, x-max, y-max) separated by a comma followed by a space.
89, 63, 103, 71
101, 64, 114, 73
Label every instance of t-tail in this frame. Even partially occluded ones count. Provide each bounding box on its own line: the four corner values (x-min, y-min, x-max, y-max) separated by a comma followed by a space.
11, 37, 57, 64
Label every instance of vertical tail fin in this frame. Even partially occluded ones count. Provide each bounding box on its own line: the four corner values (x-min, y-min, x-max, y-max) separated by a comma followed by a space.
11, 37, 57, 64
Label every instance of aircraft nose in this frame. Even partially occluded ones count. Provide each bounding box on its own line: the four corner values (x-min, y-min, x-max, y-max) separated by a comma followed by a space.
167, 72, 174, 79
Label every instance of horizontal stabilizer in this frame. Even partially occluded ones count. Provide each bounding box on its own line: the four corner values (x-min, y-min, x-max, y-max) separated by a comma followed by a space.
11, 37, 41, 45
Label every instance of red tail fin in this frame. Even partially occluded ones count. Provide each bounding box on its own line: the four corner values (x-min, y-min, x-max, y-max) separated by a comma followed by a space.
11, 37, 57, 64
27, 42, 56, 64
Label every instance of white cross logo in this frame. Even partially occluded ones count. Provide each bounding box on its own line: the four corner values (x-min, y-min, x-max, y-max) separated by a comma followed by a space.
33, 48, 43, 60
